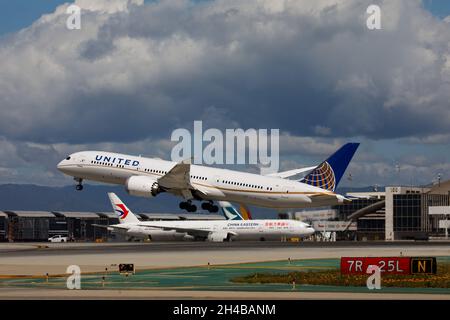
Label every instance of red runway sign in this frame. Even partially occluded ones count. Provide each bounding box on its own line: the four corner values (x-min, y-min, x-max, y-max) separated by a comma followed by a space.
340, 257, 411, 275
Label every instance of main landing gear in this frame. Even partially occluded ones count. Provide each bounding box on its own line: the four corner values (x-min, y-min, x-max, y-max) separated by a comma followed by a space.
179, 201, 219, 213
179, 201, 197, 213
74, 178, 83, 191
201, 201, 219, 213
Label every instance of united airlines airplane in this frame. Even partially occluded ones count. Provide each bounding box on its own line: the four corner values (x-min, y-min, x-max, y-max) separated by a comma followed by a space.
57, 143, 359, 213
99, 193, 315, 242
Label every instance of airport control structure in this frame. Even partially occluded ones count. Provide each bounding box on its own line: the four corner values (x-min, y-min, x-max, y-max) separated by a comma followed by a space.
283, 180, 450, 241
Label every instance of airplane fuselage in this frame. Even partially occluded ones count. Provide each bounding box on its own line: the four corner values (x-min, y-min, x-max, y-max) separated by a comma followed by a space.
116, 219, 314, 241
57, 151, 346, 209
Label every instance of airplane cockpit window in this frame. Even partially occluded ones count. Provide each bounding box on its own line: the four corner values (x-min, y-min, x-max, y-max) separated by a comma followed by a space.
66, 156, 71, 160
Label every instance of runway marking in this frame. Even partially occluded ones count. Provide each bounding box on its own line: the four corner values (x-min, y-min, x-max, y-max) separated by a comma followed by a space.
208, 265, 335, 270
139, 274, 206, 278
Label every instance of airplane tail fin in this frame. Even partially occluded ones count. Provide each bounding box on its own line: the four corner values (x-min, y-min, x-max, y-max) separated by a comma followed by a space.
218, 201, 249, 220
238, 204, 253, 220
300, 143, 359, 192
108, 193, 140, 224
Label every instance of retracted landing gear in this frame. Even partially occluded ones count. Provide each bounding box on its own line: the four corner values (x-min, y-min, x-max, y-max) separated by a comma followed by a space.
74, 178, 83, 191
201, 201, 219, 213
179, 201, 197, 213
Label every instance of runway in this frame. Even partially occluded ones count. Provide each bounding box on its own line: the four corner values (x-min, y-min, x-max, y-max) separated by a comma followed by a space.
1, 241, 449, 275
2, 240, 450, 255
1, 241, 449, 299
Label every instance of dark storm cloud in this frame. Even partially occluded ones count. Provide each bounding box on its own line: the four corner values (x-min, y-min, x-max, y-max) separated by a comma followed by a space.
0, 0, 449, 144
0, 0, 449, 188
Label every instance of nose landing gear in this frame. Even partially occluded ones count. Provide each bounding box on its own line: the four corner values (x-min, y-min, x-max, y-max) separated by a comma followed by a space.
74, 178, 83, 191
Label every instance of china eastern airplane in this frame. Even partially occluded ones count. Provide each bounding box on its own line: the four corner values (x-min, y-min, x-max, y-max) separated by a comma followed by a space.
98, 193, 314, 241
57, 143, 359, 213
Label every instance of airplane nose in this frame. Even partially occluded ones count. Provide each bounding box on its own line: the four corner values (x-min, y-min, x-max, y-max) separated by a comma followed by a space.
307, 227, 315, 235
57, 159, 67, 172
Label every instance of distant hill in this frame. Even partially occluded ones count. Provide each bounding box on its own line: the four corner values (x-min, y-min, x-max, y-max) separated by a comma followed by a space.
0, 184, 277, 218
0, 184, 187, 213
0, 184, 384, 219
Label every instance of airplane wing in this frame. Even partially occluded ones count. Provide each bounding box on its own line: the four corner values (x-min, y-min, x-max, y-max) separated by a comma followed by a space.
137, 224, 238, 240
157, 158, 210, 199
310, 193, 351, 204
158, 158, 191, 189
265, 166, 316, 179
92, 224, 128, 231
137, 224, 211, 237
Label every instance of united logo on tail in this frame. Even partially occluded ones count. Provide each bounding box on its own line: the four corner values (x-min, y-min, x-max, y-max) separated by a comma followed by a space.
301, 161, 335, 191
300, 143, 359, 192
115, 203, 129, 219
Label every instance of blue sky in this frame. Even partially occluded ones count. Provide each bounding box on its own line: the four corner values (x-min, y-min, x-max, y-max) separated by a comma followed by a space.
0, 0, 449, 188
422, 0, 450, 18
1, 0, 450, 36
0, 0, 66, 36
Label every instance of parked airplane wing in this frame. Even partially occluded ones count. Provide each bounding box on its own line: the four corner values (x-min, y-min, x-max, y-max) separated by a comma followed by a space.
137, 224, 211, 237
265, 166, 316, 179
92, 224, 128, 231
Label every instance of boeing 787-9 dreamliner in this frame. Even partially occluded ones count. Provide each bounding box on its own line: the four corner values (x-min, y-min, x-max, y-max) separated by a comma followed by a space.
57, 143, 359, 213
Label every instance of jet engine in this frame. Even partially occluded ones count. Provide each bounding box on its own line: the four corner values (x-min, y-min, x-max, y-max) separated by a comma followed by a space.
207, 231, 234, 242
125, 176, 161, 197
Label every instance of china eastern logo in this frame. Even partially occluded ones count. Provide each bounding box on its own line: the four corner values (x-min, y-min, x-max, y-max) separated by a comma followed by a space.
95, 155, 139, 166
115, 204, 129, 219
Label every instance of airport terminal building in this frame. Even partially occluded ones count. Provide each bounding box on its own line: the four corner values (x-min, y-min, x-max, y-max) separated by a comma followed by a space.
287, 181, 450, 241
0, 211, 223, 242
